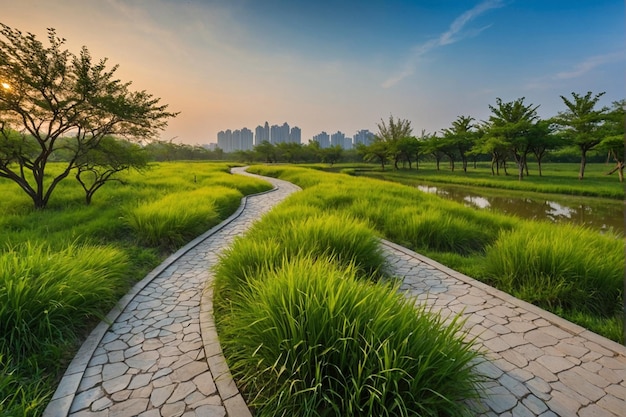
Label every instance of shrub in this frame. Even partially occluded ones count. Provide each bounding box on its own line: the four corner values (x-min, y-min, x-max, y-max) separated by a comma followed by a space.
0, 242, 128, 357
125, 186, 241, 248
214, 211, 385, 301
483, 222, 623, 317
219, 258, 482, 417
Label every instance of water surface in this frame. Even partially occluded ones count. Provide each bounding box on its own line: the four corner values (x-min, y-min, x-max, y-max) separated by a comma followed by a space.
416, 184, 624, 234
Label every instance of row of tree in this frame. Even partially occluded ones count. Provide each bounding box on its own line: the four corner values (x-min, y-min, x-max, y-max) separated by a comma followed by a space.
360, 93, 624, 182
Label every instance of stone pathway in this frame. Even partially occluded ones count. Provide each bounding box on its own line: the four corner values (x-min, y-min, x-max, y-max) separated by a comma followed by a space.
43, 168, 300, 417
44, 168, 626, 417
386, 240, 626, 417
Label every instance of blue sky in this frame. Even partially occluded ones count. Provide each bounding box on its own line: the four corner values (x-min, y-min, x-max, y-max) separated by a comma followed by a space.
3, 0, 624, 144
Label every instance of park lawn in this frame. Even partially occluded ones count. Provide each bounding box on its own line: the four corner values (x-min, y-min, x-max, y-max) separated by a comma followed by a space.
325, 162, 624, 199
0, 161, 272, 417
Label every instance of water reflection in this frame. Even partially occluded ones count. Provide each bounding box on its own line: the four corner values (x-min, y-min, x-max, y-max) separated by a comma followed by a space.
417, 184, 624, 233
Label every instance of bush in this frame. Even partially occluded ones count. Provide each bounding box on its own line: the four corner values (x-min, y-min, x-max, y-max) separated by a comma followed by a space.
483, 222, 623, 317
214, 210, 385, 302
0, 242, 128, 358
125, 186, 241, 248
219, 258, 482, 417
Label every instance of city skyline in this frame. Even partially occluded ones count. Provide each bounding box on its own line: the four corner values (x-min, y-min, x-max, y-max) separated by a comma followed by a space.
216, 121, 374, 152
3, 1, 623, 145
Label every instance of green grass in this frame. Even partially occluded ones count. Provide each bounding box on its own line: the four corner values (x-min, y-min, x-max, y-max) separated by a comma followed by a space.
214, 209, 386, 306
0, 161, 272, 417
247, 164, 624, 343
482, 222, 623, 317
216, 255, 482, 416
125, 186, 242, 249
351, 162, 624, 199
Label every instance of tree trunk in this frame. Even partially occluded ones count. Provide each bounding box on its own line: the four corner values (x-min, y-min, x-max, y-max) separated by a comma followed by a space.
579, 151, 587, 180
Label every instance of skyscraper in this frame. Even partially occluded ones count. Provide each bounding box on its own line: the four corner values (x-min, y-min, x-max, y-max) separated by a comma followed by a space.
289, 126, 301, 144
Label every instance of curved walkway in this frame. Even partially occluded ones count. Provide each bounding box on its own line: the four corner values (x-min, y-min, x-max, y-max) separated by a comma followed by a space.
44, 168, 626, 417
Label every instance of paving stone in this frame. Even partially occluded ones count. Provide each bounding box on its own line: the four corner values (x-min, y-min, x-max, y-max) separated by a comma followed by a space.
102, 374, 132, 395
171, 361, 206, 383
151, 384, 175, 407
102, 363, 129, 380
109, 398, 149, 417
536, 354, 576, 373
128, 373, 154, 390
168, 381, 196, 403
70, 386, 104, 413
162, 401, 186, 417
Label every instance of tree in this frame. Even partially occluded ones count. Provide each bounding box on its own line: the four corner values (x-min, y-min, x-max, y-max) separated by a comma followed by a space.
0, 24, 177, 208
357, 140, 388, 170
375, 115, 413, 170
395, 136, 420, 169
75, 136, 148, 204
528, 119, 563, 176
486, 97, 539, 180
441, 115, 476, 173
421, 133, 446, 171
320, 145, 343, 166
471, 123, 510, 176
254, 140, 276, 163
599, 100, 625, 182
554, 91, 608, 180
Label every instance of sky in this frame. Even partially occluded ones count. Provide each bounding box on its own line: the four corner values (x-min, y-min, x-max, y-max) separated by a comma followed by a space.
2, 0, 624, 145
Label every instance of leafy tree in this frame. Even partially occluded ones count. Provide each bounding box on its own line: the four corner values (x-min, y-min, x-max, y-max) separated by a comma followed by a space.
254, 140, 277, 163
599, 100, 625, 182
357, 140, 388, 170
320, 145, 343, 166
0, 24, 177, 208
395, 136, 420, 169
441, 115, 476, 173
528, 119, 563, 176
75, 136, 148, 204
421, 133, 447, 171
486, 97, 539, 180
471, 124, 510, 176
375, 115, 413, 170
276, 142, 304, 163
554, 91, 608, 180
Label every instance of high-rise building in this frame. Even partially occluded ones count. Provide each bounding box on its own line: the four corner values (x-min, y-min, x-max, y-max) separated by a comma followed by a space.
217, 129, 233, 152
312, 131, 330, 148
241, 127, 254, 151
289, 126, 301, 144
255, 121, 270, 145
271, 122, 290, 144
330, 131, 346, 147
353, 129, 374, 147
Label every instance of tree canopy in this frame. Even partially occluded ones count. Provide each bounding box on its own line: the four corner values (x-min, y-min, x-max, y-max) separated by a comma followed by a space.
0, 24, 178, 208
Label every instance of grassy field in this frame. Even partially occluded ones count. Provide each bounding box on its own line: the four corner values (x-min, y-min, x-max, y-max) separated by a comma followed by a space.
0, 162, 272, 417
320, 162, 625, 199
247, 164, 624, 344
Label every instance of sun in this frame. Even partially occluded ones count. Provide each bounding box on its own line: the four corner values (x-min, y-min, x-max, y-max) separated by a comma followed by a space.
1, 82, 10, 90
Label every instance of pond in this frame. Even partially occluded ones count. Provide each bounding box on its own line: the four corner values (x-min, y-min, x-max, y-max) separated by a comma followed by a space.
416, 183, 625, 234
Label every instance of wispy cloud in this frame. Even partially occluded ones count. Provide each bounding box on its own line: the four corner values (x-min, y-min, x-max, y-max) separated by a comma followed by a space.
382, 0, 505, 88
555, 51, 625, 79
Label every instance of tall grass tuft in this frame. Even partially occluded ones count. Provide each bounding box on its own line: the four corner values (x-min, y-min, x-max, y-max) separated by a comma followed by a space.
0, 242, 128, 358
125, 186, 241, 249
219, 257, 482, 417
214, 210, 385, 302
483, 222, 623, 317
